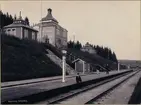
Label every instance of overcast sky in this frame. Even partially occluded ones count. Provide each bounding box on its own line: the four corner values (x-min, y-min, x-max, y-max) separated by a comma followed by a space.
0, 1, 141, 60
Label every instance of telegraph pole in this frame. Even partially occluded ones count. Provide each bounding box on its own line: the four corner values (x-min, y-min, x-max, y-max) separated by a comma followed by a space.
118, 61, 120, 71
40, 0, 43, 42
73, 32, 75, 42
0, 4, 1, 31
108, 48, 109, 60
83, 61, 85, 74
73, 35, 75, 42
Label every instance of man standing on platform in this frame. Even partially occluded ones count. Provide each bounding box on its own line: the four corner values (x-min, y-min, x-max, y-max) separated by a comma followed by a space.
76, 73, 82, 84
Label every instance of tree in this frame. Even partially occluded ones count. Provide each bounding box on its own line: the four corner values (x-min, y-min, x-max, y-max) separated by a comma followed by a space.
6, 12, 9, 18
86, 42, 89, 45
0, 10, 2, 15
9, 15, 13, 24
25, 17, 29, 26
0, 11, 3, 28
0, 11, 29, 28
112, 52, 118, 62
67, 40, 82, 50
67, 40, 72, 48
76, 41, 82, 50
108, 49, 112, 61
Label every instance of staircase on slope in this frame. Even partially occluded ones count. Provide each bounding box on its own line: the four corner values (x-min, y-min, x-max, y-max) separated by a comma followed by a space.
46, 49, 76, 75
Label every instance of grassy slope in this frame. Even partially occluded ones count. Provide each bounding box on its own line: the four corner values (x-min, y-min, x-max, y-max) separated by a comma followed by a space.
1, 34, 62, 82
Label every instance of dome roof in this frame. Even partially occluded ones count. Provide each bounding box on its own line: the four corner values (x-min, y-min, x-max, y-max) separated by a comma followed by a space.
41, 8, 58, 23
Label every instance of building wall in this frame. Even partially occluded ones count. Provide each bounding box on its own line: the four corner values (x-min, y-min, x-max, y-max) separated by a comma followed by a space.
81, 47, 96, 54
62, 29, 67, 47
32, 31, 37, 40
88, 49, 96, 54
55, 25, 67, 48
35, 23, 50, 42
4, 28, 17, 37
4, 25, 37, 40
85, 63, 90, 72
76, 60, 83, 72
16, 27, 22, 39
75, 61, 92, 73
38, 25, 42, 42
55, 26, 63, 48
23, 27, 37, 40
33, 21, 67, 48
28, 29, 32, 40
23, 28, 28, 39
42, 26, 55, 46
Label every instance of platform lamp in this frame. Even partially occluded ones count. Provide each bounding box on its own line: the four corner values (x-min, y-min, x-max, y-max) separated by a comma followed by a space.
62, 50, 67, 82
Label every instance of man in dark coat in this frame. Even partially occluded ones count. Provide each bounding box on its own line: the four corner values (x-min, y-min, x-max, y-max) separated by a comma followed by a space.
76, 73, 82, 84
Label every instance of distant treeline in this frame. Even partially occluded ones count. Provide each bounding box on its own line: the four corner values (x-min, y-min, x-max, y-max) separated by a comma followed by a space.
67, 40, 82, 50
67, 41, 118, 62
0, 10, 30, 28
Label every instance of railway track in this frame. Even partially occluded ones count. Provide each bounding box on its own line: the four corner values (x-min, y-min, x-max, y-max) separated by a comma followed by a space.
85, 70, 140, 104
38, 70, 139, 104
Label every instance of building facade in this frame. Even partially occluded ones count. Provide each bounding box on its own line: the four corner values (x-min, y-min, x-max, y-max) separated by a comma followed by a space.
81, 43, 97, 54
33, 8, 68, 49
3, 12, 38, 40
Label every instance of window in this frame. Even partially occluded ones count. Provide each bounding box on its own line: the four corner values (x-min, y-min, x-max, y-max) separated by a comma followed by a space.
12, 29, 15, 31
32, 32, 36, 40
56, 29, 60, 35
11, 28, 16, 36
63, 31, 67, 37
24, 29, 28, 38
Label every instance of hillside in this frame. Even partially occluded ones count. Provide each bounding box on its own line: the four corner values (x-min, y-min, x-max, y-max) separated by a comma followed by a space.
67, 48, 118, 71
1, 34, 62, 82
44, 43, 119, 71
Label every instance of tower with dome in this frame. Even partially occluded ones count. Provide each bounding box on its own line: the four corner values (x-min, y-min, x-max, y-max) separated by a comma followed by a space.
33, 8, 68, 49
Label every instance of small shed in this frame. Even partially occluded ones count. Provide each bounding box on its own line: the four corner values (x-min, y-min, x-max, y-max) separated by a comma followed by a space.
72, 58, 91, 73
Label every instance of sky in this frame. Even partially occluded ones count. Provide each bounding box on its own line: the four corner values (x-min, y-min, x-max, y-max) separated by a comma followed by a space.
0, 1, 141, 60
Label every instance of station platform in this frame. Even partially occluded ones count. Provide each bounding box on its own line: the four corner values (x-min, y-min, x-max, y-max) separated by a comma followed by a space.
1, 72, 97, 88
1, 69, 131, 103
1, 70, 128, 88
